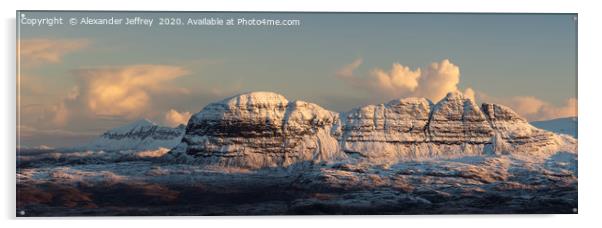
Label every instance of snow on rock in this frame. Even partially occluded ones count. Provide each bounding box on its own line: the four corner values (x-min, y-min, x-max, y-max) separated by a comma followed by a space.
428, 91, 493, 143
79, 119, 186, 152
168, 91, 345, 168
340, 97, 435, 162
341, 92, 494, 163
168, 91, 576, 168
481, 103, 577, 159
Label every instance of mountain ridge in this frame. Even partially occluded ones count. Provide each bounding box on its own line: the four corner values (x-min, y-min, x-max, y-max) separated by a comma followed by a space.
75, 119, 186, 152
530, 117, 577, 138
168, 91, 577, 168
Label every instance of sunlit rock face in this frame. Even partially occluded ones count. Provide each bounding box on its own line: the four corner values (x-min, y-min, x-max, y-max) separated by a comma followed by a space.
340, 92, 495, 163
169, 91, 576, 168
427, 91, 494, 143
481, 103, 577, 156
168, 92, 344, 168
339, 97, 434, 162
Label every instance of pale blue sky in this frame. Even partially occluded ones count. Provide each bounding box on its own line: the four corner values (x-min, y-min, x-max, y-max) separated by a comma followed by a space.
18, 12, 577, 147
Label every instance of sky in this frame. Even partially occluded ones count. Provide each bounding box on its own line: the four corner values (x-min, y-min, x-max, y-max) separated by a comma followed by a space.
17, 12, 577, 147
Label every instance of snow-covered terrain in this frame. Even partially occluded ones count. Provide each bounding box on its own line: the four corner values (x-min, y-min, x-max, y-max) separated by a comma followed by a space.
531, 117, 578, 138
169, 91, 576, 168
17, 151, 577, 215
74, 119, 185, 152
16, 91, 578, 216
168, 92, 345, 168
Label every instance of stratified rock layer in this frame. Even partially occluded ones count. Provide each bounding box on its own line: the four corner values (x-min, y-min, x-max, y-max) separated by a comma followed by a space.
481, 103, 576, 156
341, 92, 497, 163
169, 92, 344, 168
169, 91, 576, 168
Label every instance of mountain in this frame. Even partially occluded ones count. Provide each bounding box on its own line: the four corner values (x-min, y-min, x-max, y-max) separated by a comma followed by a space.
531, 117, 577, 138
168, 92, 343, 168
18, 92, 579, 215
77, 119, 186, 152
167, 91, 577, 168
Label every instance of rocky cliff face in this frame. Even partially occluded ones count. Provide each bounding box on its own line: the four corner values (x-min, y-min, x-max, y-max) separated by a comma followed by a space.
169, 91, 576, 168
481, 103, 576, 156
168, 92, 344, 168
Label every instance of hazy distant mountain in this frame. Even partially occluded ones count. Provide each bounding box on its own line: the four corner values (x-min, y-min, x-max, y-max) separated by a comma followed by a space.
531, 117, 577, 138
76, 119, 186, 152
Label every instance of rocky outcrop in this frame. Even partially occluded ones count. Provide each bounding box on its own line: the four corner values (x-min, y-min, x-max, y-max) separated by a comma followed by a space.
341, 92, 496, 162
80, 119, 185, 152
340, 97, 434, 161
427, 92, 494, 143
481, 103, 576, 156
169, 91, 576, 168
168, 92, 344, 168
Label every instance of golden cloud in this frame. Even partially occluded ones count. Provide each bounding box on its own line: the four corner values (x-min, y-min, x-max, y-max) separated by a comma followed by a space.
336, 58, 468, 102
474, 92, 577, 121
506, 96, 577, 121
164, 109, 192, 127
337, 58, 575, 121
19, 38, 89, 65
74, 65, 189, 118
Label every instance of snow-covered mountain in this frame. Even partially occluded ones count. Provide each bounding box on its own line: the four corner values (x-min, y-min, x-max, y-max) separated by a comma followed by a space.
18, 92, 579, 215
531, 117, 577, 138
168, 92, 343, 168
77, 119, 186, 152
167, 91, 577, 168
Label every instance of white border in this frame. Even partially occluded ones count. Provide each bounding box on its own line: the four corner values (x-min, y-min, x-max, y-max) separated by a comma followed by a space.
2, 0, 601, 227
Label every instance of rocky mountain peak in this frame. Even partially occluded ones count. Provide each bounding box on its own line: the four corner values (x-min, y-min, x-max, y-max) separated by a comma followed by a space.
218, 91, 289, 107
171, 92, 343, 168
481, 103, 526, 122
431, 91, 486, 121
168, 91, 575, 168
107, 118, 156, 134
79, 119, 185, 152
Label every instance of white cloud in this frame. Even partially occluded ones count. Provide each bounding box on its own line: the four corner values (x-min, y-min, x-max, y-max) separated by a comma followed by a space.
462, 88, 476, 102
336, 58, 363, 78
164, 109, 192, 127
337, 58, 575, 121
504, 96, 576, 121
336, 58, 467, 102
475, 92, 577, 121
370, 63, 422, 93
414, 59, 461, 101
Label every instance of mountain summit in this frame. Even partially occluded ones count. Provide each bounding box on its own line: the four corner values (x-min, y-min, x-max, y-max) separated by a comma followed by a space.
79, 119, 186, 152
167, 91, 577, 168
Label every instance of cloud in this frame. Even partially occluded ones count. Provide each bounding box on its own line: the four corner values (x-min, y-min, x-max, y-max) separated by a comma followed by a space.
462, 88, 476, 102
27, 64, 189, 131
19, 38, 89, 65
502, 96, 576, 121
47, 102, 70, 126
414, 59, 462, 102
164, 109, 192, 127
474, 92, 577, 121
371, 63, 422, 92
74, 64, 189, 119
336, 58, 468, 102
336, 58, 575, 121
336, 58, 363, 78
18, 74, 47, 96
